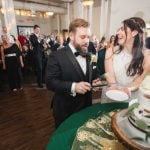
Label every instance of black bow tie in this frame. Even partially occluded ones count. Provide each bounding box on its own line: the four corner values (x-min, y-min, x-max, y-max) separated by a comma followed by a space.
74, 52, 87, 57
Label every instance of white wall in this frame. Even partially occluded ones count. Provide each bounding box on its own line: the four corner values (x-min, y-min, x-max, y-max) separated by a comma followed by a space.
109, 0, 150, 36
0, 13, 52, 36
60, 14, 68, 31
16, 15, 52, 35
1, 0, 150, 38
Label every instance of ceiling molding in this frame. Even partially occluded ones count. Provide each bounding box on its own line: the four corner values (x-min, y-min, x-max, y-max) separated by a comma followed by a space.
0, 0, 67, 14
14, 0, 66, 8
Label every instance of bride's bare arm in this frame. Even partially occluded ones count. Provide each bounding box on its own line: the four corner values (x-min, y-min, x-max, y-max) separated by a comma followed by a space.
104, 47, 116, 84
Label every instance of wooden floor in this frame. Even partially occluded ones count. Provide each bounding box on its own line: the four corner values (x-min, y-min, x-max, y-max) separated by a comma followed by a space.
0, 84, 55, 150
0, 73, 101, 150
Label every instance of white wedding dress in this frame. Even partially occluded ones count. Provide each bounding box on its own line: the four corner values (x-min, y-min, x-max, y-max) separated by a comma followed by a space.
101, 50, 139, 103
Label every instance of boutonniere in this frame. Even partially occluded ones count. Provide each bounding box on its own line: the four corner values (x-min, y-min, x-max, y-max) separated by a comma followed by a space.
90, 54, 97, 65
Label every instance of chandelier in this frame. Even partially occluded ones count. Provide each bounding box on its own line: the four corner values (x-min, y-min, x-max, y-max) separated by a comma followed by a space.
46, 11, 54, 16
0, 7, 54, 18
82, 0, 94, 6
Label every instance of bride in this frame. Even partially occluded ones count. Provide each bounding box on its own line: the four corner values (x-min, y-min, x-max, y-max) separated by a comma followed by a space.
101, 17, 149, 103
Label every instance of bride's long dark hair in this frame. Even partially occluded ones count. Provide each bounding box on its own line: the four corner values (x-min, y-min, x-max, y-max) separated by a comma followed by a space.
117, 17, 145, 76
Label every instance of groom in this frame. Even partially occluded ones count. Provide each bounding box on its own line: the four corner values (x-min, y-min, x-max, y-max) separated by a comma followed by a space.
46, 18, 101, 128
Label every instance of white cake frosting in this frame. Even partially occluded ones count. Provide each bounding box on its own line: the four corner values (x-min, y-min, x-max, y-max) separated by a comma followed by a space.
138, 74, 150, 111
141, 74, 150, 93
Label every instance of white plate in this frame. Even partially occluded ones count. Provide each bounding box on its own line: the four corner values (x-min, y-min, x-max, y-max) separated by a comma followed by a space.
106, 90, 129, 101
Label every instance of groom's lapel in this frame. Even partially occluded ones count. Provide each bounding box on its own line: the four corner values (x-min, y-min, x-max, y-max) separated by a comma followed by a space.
86, 53, 92, 83
65, 46, 85, 79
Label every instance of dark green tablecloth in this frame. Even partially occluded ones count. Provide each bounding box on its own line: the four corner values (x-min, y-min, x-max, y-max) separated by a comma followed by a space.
46, 102, 128, 150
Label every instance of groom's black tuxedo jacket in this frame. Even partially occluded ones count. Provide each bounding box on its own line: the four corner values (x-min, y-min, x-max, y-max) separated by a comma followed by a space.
46, 45, 99, 127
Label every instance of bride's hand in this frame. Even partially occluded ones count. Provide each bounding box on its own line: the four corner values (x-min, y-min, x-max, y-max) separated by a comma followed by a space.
92, 78, 102, 92
107, 85, 131, 97
120, 87, 131, 97
106, 84, 118, 91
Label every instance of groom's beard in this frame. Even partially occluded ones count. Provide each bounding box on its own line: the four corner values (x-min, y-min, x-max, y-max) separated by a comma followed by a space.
75, 43, 89, 57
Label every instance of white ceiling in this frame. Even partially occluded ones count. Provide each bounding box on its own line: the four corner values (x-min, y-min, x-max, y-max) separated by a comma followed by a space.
0, 0, 75, 14
14, 0, 74, 6
11, 0, 75, 14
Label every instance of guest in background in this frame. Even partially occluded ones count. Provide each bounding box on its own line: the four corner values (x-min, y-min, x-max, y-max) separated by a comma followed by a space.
97, 35, 118, 76
1, 35, 24, 91
11, 35, 22, 51
48, 33, 56, 52
18, 31, 28, 48
29, 25, 44, 88
106, 35, 116, 49
63, 36, 70, 46
99, 36, 107, 50
145, 37, 150, 49
88, 35, 97, 55
46, 18, 101, 128
0, 50, 4, 92
0, 26, 14, 44
54, 34, 64, 51
143, 37, 150, 72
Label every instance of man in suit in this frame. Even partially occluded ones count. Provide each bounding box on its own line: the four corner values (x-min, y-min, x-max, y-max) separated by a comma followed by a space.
48, 33, 56, 51
46, 18, 101, 128
29, 25, 44, 88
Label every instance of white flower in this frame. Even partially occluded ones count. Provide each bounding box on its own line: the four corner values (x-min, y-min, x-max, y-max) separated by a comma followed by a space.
90, 54, 97, 64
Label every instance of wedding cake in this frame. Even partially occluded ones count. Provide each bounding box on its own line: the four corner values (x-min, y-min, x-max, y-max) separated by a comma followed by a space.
111, 75, 150, 150
138, 74, 150, 112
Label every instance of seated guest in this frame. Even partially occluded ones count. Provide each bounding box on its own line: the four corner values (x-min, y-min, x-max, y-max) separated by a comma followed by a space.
46, 18, 101, 128
101, 17, 149, 103
0, 35, 24, 91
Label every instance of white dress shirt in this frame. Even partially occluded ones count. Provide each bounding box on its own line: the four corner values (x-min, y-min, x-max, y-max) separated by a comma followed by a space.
69, 43, 87, 96
69, 43, 86, 74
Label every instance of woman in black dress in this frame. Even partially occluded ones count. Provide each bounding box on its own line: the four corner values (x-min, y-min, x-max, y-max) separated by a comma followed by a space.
1, 35, 24, 91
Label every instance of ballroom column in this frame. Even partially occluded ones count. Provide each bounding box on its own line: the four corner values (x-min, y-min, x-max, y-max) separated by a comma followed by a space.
83, 5, 93, 27
57, 14, 60, 34
2, 0, 17, 36
72, 0, 83, 19
67, 2, 70, 30
82, 0, 94, 30
99, 0, 111, 38
0, 19, 2, 35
